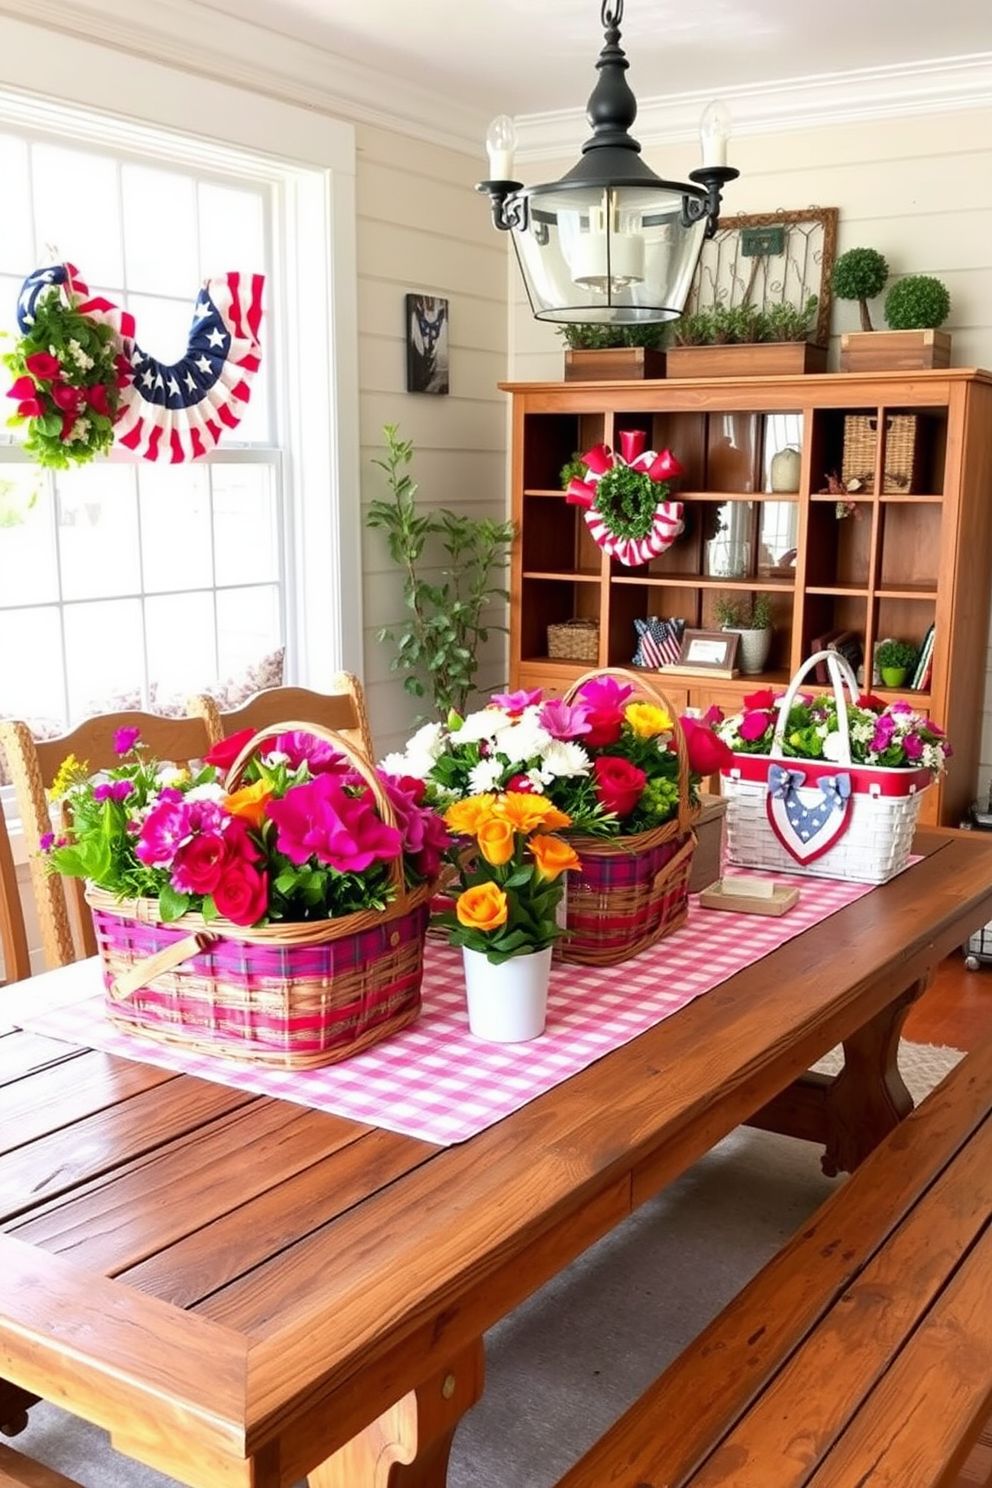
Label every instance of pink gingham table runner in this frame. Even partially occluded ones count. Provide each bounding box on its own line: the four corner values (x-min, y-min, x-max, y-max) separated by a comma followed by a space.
20, 868, 876, 1145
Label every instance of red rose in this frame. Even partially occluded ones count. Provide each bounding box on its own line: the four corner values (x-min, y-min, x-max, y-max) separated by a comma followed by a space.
742, 688, 776, 711
171, 832, 228, 894
85, 383, 112, 417
205, 728, 256, 773
24, 351, 61, 380
582, 703, 626, 748
213, 860, 268, 925
51, 383, 84, 412
680, 715, 734, 775
593, 756, 646, 818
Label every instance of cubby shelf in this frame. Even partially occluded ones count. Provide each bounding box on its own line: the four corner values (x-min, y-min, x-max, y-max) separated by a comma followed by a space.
502, 368, 992, 827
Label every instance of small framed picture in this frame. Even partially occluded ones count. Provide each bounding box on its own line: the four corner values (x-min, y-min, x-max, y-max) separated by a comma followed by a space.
676, 628, 740, 672
406, 293, 449, 395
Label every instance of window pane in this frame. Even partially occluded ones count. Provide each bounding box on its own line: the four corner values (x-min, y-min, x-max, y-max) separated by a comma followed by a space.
0, 607, 65, 722
57, 465, 141, 601
63, 599, 145, 721
199, 183, 265, 271
146, 591, 217, 702
216, 585, 282, 676
139, 464, 214, 593
213, 465, 279, 585
122, 164, 198, 295
33, 144, 123, 285
0, 468, 58, 605
0, 134, 32, 272
125, 291, 203, 366
0, 271, 21, 339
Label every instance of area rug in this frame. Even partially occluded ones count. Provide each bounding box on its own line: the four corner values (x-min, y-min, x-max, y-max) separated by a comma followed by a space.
6, 1040, 964, 1488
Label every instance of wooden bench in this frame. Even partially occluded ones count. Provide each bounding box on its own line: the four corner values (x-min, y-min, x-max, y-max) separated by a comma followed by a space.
0, 1443, 84, 1488
558, 1032, 992, 1488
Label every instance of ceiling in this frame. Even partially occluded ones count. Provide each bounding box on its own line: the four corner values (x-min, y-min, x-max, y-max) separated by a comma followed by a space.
200, 0, 992, 121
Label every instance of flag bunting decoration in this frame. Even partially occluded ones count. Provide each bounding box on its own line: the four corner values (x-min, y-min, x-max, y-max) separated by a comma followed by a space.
15, 262, 264, 463
564, 429, 685, 566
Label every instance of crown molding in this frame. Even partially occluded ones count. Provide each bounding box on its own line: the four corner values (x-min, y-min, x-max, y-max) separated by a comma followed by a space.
515, 54, 992, 161
0, 0, 493, 155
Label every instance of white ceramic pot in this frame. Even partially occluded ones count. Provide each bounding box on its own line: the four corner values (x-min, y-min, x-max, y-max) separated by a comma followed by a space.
462, 946, 552, 1042
725, 625, 772, 675
770, 445, 802, 493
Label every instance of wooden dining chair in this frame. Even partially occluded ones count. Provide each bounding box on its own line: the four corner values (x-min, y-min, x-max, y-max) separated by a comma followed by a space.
187, 672, 375, 760
0, 806, 31, 986
0, 712, 214, 971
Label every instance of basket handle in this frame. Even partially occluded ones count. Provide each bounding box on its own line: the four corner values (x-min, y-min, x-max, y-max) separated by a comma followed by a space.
769, 651, 860, 765
224, 721, 408, 902
108, 931, 216, 1002
562, 667, 694, 837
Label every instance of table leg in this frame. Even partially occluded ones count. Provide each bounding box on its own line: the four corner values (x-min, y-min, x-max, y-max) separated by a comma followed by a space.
818, 981, 924, 1177
0, 1379, 39, 1436
307, 1338, 484, 1488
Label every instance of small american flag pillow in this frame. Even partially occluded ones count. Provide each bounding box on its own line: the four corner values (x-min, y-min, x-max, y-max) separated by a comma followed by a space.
632, 617, 685, 669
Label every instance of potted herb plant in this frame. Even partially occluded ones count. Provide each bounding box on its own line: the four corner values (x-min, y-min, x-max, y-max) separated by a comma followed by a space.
836, 246, 952, 371
875, 637, 919, 688
666, 297, 825, 378
713, 591, 774, 675
558, 323, 668, 382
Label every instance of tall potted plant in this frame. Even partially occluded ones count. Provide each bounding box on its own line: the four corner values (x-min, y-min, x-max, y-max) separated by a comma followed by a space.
714, 591, 774, 675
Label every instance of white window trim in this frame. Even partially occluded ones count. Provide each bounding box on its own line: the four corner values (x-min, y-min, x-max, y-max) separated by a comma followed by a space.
0, 15, 362, 685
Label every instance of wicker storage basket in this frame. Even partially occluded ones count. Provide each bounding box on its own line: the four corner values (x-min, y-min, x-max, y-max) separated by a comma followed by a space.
547, 619, 600, 662
87, 722, 432, 1068
555, 669, 698, 965
841, 414, 921, 494
720, 653, 933, 884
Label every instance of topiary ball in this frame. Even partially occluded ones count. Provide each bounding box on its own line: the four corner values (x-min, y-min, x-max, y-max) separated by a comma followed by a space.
884, 274, 951, 331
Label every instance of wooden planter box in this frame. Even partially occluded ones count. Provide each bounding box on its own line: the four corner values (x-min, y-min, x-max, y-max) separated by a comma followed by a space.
666, 341, 828, 379
839, 329, 952, 372
563, 347, 666, 382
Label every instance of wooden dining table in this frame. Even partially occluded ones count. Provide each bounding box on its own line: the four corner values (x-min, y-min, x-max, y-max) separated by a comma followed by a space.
2, 827, 992, 1488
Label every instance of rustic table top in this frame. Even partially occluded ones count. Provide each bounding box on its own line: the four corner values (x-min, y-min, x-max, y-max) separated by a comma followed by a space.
2, 829, 991, 1488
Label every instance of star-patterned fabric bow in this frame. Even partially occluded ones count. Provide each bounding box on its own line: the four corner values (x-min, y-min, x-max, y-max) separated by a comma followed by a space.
766, 762, 854, 863
17, 263, 264, 463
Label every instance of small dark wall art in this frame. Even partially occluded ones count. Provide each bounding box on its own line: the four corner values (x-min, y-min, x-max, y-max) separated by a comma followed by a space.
406, 293, 449, 394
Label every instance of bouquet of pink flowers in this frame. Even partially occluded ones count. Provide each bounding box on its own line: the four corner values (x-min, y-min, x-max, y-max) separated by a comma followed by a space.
381, 673, 733, 838
44, 725, 450, 928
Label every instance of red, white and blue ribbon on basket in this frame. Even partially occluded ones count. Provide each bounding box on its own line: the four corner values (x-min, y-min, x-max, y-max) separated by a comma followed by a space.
16, 263, 264, 463
565, 429, 684, 567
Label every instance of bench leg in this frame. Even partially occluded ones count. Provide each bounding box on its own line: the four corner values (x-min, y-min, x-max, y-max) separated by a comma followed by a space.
307, 1338, 484, 1488
0, 1382, 40, 1438
819, 981, 922, 1176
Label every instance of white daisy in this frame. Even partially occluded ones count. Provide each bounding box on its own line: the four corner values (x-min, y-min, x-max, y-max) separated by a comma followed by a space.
537, 740, 591, 780
468, 758, 505, 794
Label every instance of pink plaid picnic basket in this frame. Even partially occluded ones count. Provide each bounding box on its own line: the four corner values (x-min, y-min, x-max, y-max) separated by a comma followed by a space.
555, 670, 698, 966
86, 722, 432, 1069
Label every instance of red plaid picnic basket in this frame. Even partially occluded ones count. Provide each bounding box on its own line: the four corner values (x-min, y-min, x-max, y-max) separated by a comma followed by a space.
721, 652, 934, 884
87, 722, 432, 1069
555, 669, 698, 966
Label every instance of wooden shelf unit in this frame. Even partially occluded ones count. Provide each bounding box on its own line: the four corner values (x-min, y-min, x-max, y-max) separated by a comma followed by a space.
501, 369, 992, 827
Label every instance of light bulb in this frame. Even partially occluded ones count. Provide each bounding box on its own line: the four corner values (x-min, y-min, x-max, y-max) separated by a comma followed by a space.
699, 99, 732, 169
485, 114, 516, 182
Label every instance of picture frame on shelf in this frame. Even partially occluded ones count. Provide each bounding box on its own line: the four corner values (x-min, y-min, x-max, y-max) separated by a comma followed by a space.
658, 628, 741, 679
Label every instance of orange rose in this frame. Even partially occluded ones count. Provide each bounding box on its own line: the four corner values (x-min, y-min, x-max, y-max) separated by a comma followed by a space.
528, 834, 581, 881
477, 817, 515, 866
224, 780, 273, 829
444, 795, 497, 836
456, 882, 508, 932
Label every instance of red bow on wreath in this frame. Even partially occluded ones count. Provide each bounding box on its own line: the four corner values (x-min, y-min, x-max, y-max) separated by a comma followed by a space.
565, 429, 685, 567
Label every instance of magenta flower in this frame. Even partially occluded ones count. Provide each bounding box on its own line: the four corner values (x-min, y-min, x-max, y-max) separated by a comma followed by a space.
739, 710, 774, 743
378, 774, 451, 879
575, 674, 633, 747
93, 779, 133, 803
135, 799, 190, 866
490, 688, 543, 716
40, 831, 55, 851
114, 726, 141, 755
272, 730, 347, 774
871, 716, 896, 752
267, 774, 403, 873
539, 698, 592, 740
24, 351, 61, 380
903, 733, 923, 761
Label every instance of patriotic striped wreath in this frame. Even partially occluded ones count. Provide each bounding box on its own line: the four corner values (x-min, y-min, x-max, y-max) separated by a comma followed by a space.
3, 262, 263, 467
565, 429, 685, 566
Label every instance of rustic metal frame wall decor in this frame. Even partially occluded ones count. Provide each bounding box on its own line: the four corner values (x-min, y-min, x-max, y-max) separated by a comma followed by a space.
686, 207, 839, 347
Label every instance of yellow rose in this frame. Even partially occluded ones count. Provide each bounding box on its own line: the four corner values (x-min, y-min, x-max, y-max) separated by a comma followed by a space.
456, 882, 508, 931
528, 833, 582, 881
224, 779, 273, 829
444, 795, 497, 836
477, 817, 515, 866
625, 701, 673, 738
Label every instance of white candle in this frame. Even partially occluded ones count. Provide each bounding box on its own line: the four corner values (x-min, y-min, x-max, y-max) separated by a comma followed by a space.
486, 114, 516, 181
699, 99, 732, 169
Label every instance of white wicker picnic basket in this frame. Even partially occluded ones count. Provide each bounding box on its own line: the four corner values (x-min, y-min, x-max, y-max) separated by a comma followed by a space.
720, 651, 934, 884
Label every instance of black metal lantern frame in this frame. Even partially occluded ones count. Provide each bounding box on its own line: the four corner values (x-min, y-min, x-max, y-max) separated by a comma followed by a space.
477, 1, 739, 324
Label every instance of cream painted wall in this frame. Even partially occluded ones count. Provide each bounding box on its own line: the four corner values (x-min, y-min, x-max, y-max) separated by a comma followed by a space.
510, 106, 992, 811
355, 123, 511, 757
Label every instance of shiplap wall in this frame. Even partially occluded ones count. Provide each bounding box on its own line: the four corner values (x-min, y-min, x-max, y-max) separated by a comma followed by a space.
510, 105, 992, 812
356, 123, 511, 757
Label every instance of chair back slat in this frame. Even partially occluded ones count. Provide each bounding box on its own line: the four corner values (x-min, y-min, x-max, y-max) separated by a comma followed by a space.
0, 807, 31, 985
187, 675, 374, 762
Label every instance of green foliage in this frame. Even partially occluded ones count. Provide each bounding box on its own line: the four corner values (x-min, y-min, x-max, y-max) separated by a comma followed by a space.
592, 463, 661, 540
831, 248, 890, 331
560, 452, 588, 489
714, 591, 773, 630
884, 274, 951, 331
557, 322, 668, 350
2, 283, 123, 468
672, 297, 818, 347
875, 637, 918, 671
366, 424, 516, 719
